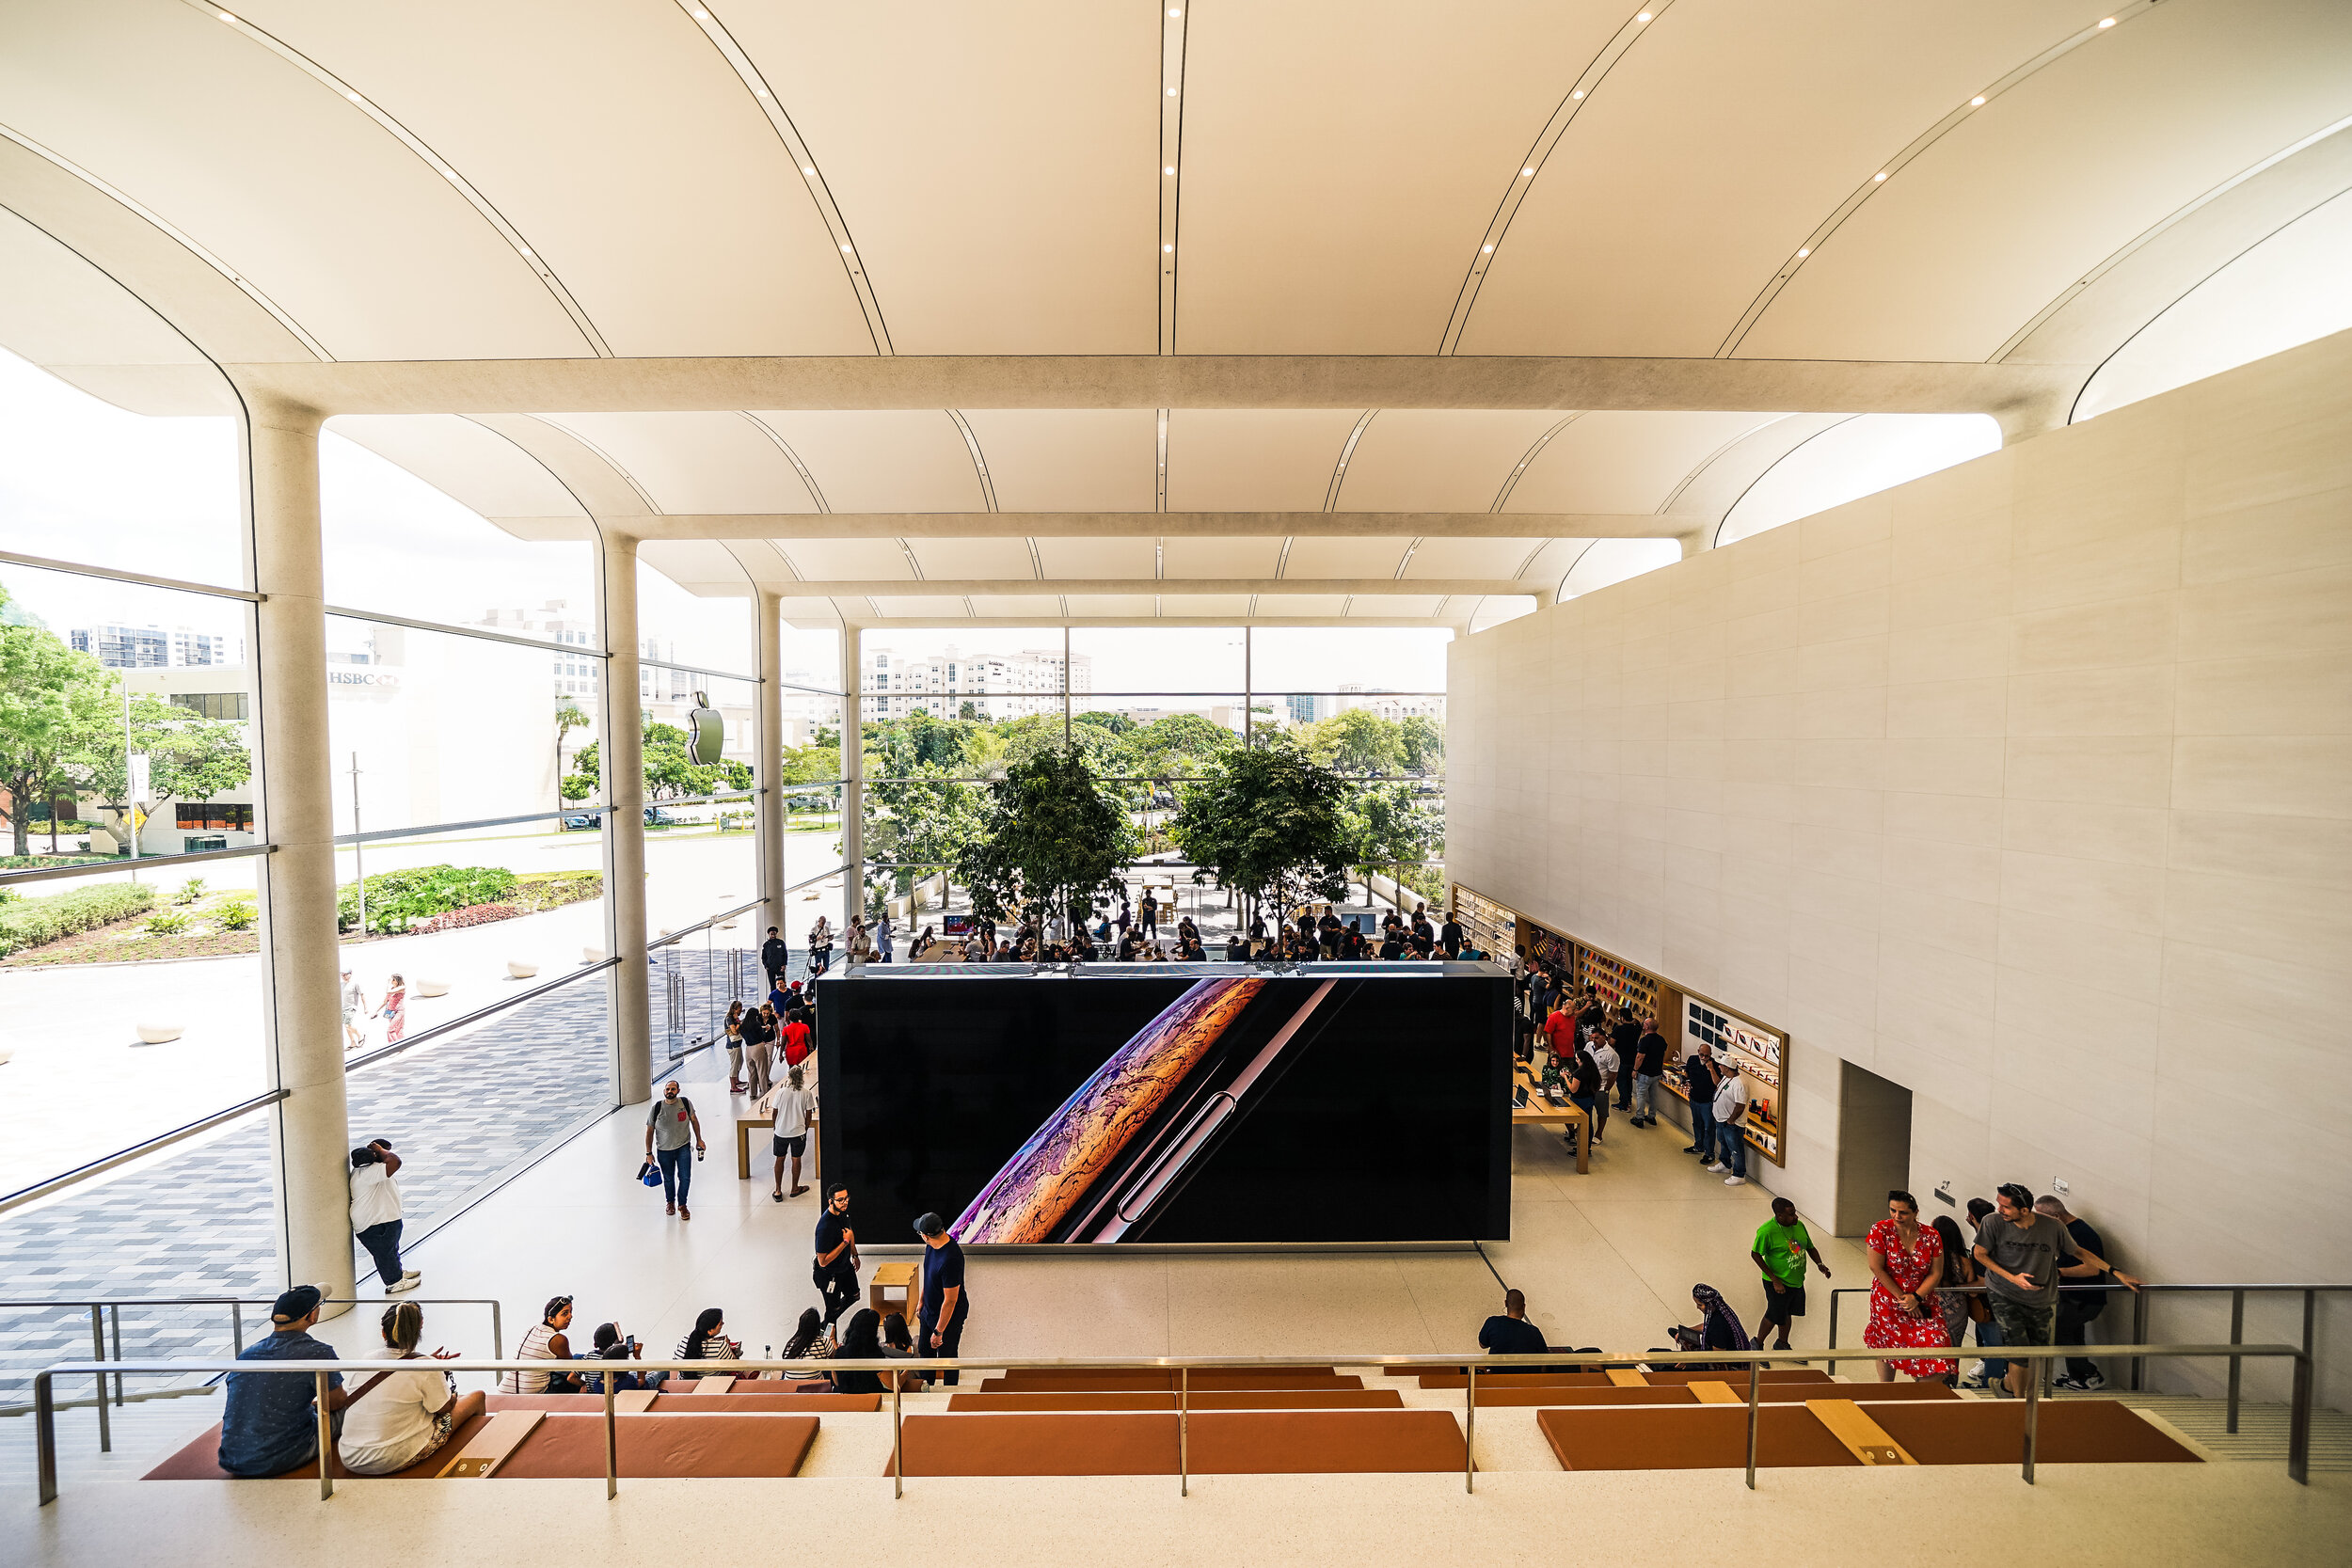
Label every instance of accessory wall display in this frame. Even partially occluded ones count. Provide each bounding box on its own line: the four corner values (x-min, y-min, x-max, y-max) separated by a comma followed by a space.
1681, 996, 1786, 1164
1450, 885, 1518, 960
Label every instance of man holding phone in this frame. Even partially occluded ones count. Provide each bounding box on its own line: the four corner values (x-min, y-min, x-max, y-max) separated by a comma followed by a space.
644, 1080, 706, 1220
814, 1183, 860, 1325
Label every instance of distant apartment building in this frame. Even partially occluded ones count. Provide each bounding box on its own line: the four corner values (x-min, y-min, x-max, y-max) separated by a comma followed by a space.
862, 644, 1093, 721
70, 622, 244, 669
1286, 692, 1328, 725
469, 600, 695, 705
1334, 684, 1444, 722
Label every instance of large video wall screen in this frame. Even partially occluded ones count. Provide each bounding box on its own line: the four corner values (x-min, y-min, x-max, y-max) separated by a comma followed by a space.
818, 970, 1511, 1244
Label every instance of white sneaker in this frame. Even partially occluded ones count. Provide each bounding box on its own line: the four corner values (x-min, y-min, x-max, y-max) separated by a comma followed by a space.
1705, 1162, 1728, 1173
400, 1269, 421, 1281
386, 1275, 421, 1293
1723, 1175, 1746, 1185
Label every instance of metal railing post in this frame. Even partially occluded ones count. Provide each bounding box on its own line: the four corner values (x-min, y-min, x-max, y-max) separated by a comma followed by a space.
35, 1372, 58, 1506
1744, 1363, 1761, 1490
108, 1305, 123, 1406
88, 1306, 109, 1453
491, 1299, 504, 1359
2130, 1288, 2147, 1391
892, 1373, 903, 1498
2227, 1290, 2245, 1433
2022, 1352, 2042, 1484
603, 1378, 617, 1499
315, 1370, 334, 1499
1465, 1363, 1475, 1495
230, 1300, 245, 1355
1180, 1367, 1190, 1497
2289, 1347, 2313, 1485
1826, 1292, 1839, 1376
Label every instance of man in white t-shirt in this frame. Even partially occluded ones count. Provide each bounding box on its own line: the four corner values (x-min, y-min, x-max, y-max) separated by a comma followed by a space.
771, 1067, 815, 1202
1708, 1069, 1751, 1186
341, 969, 366, 1051
1588, 1036, 1620, 1147
349, 1139, 421, 1292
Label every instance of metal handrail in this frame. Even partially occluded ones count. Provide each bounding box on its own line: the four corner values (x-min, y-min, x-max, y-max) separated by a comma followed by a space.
29, 1341, 2312, 1505
0, 841, 278, 890
1822, 1280, 2348, 1433
0, 1296, 503, 1442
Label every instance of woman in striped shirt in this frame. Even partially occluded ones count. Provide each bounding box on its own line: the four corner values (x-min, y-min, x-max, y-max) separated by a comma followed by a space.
500, 1295, 577, 1393
674, 1307, 739, 1379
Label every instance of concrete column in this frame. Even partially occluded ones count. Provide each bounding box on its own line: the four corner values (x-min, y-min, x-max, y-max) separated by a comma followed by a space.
243, 396, 353, 1308
753, 591, 787, 942
596, 532, 652, 1106
840, 625, 863, 932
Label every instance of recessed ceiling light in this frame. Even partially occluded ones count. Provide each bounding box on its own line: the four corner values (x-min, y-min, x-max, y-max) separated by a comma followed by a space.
1970, 95, 1986, 106
1168, 6, 1182, 14
755, 87, 770, 98
1521, 167, 1534, 177
841, 242, 852, 252
1796, 246, 1810, 258
1636, 11, 1651, 21
344, 90, 360, 102
217, 8, 234, 19
2098, 15, 2116, 25
1482, 244, 1495, 253
520, 246, 533, 258
1164, 243, 1174, 252
1167, 87, 1178, 96
692, 6, 708, 16
1571, 89, 1585, 100
802, 165, 814, 175
1165, 165, 1176, 175
1873, 171, 1888, 182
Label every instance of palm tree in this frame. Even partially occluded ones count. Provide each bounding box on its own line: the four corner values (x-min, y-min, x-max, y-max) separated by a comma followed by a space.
554, 701, 591, 784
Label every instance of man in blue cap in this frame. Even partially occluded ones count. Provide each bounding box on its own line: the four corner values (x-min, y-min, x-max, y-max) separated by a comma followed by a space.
218, 1285, 352, 1477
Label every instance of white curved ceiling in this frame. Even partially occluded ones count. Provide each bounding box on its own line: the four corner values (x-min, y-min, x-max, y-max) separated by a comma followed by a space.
2, 0, 2348, 629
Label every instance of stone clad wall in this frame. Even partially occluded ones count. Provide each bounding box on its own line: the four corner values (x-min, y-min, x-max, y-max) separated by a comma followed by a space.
1450, 327, 2352, 1403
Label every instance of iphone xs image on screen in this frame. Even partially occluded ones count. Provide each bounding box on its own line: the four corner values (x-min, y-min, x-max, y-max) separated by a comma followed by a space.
817, 966, 1511, 1245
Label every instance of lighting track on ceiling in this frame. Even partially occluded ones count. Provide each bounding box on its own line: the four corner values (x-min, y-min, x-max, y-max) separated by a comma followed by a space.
675, 1, 894, 355
1438, 3, 1677, 356
1716, 2, 2159, 358
195, 3, 612, 356
1994, 109, 2352, 364
528, 416, 664, 515
736, 412, 830, 592
1490, 412, 1585, 515
1159, 5, 1191, 354
0, 121, 330, 359
943, 409, 998, 617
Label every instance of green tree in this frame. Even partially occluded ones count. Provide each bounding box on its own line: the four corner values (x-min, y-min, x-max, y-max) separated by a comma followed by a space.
1399, 713, 1445, 773
0, 594, 110, 856
1300, 708, 1404, 775
1123, 711, 1236, 782
1169, 737, 1354, 924
555, 700, 591, 775
1073, 709, 1135, 735
67, 691, 251, 839
560, 736, 599, 803
1340, 781, 1438, 886
952, 747, 1136, 927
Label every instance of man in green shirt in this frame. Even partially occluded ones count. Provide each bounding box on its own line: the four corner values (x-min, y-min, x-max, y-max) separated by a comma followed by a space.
1750, 1196, 1832, 1350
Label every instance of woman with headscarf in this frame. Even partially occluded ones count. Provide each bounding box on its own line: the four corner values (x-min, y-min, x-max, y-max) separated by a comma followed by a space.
1687, 1284, 1754, 1355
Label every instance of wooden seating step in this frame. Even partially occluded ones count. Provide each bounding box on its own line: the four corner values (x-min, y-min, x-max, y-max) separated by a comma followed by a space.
892, 1410, 1466, 1477
145, 1412, 821, 1481
486, 1391, 881, 1413
1537, 1399, 2200, 1472
947, 1389, 1405, 1412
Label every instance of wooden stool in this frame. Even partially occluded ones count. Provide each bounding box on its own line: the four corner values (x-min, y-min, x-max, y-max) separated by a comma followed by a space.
870, 1261, 918, 1323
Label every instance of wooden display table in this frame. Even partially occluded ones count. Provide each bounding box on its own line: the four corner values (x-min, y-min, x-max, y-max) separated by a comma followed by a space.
736, 1086, 818, 1181
869, 1260, 919, 1323
1512, 1064, 1589, 1174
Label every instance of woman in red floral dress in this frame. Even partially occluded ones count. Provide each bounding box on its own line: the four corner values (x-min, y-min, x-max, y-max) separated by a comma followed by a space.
1864, 1189, 1955, 1380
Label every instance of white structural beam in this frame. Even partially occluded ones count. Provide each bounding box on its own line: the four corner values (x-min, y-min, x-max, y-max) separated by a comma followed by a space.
507, 511, 1678, 541
227, 355, 2080, 424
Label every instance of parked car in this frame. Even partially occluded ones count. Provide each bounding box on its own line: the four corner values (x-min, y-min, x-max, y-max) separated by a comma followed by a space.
561, 807, 676, 830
